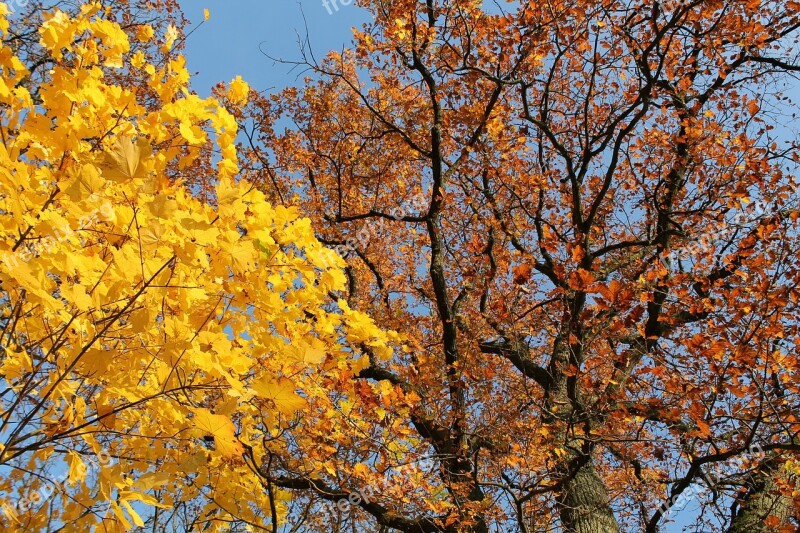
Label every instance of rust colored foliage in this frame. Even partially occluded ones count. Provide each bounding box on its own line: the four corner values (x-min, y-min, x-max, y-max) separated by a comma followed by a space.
2, 1, 800, 531
234, 0, 800, 531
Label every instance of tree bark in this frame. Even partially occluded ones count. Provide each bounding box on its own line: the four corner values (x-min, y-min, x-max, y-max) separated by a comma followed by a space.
557, 457, 620, 533
547, 332, 620, 533
727, 468, 795, 533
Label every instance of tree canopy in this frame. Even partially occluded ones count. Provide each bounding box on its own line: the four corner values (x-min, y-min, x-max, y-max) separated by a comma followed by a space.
2, 1, 800, 532
0, 2, 392, 531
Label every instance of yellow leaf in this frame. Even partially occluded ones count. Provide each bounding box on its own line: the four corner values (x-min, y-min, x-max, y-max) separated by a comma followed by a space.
164, 24, 179, 51
179, 450, 208, 473
101, 135, 148, 182
216, 177, 241, 208
353, 462, 371, 477
287, 339, 327, 364
120, 489, 171, 509
65, 164, 105, 201
110, 502, 132, 529
204, 8, 210, 21
227, 76, 250, 106
135, 24, 154, 42
179, 121, 207, 145
301, 344, 327, 364
67, 450, 87, 483
65, 284, 93, 312
191, 408, 243, 458
252, 376, 307, 416
139, 220, 165, 247
121, 500, 144, 527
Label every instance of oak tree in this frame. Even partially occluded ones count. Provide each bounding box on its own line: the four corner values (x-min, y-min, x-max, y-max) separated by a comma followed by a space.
236, 0, 800, 531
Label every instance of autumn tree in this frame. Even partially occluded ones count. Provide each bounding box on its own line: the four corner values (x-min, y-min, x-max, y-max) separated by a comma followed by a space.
0, 3, 395, 531
233, 0, 800, 531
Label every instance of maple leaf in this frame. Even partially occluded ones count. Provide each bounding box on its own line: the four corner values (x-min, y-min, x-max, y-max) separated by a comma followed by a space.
163, 24, 179, 51
567, 268, 595, 290
101, 135, 148, 182
191, 408, 243, 458
67, 451, 87, 484
227, 76, 250, 106
252, 377, 307, 416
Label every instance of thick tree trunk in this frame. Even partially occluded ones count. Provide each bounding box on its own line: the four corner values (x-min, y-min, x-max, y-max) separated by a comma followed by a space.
546, 332, 620, 533
727, 469, 795, 533
557, 458, 620, 533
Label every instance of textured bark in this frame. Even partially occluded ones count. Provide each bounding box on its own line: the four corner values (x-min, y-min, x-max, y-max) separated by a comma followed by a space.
727, 470, 795, 533
557, 458, 620, 533
547, 334, 620, 533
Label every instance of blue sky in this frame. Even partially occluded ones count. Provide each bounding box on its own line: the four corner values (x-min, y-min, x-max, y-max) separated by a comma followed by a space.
179, 0, 369, 95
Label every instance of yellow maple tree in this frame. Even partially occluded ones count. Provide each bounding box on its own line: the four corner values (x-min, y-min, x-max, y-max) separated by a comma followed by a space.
0, 3, 394, 530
